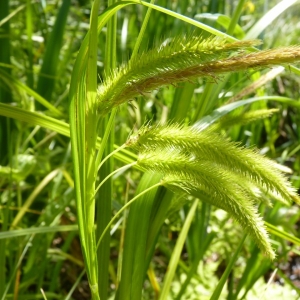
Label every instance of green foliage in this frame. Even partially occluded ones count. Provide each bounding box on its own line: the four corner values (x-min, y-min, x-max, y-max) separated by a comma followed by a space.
1, 0, 300, 299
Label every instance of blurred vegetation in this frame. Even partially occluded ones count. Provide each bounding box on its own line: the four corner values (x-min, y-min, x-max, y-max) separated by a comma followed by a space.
0, 0, 300, 299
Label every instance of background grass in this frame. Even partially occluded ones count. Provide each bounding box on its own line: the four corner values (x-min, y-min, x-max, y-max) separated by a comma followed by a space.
0, 0, 300, 299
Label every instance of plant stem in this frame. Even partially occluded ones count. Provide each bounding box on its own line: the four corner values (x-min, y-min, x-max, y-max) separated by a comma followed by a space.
97, 182, 162, 249
96, 1, 118, 299
85, 0, 103, 297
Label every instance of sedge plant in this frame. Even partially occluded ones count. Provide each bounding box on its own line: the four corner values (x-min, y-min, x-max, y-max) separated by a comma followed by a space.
68, 1, 300, 297
1, 0, 300, 299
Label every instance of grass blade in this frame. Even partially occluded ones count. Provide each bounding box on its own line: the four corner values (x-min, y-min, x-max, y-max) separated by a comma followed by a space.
159, 199, 199, 300
116, 173, 163, 300
0, 0, 12, 295
36, 0, 71, 103
210, 234, 247, 300
96, 1, 118, 298
245, 0, 299, 40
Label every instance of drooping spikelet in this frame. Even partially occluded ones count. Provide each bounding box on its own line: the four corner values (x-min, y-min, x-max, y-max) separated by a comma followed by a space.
125, 123, 300, 259
97, 35, 300, 117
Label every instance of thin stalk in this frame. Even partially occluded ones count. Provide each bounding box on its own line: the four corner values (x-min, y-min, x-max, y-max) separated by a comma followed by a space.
227, 0, 246, 36
97, 144, 127, 171
95, 162, 136, 196
65, 269, 86, 300
130, 0, 156, 59
1, 235, 34, 300
95, 109, 119, 167
97, 182, 162, 248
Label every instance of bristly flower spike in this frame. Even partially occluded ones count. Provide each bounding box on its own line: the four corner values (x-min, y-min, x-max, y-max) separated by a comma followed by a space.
97, 35, 300, 117
125, 123, 300, 259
